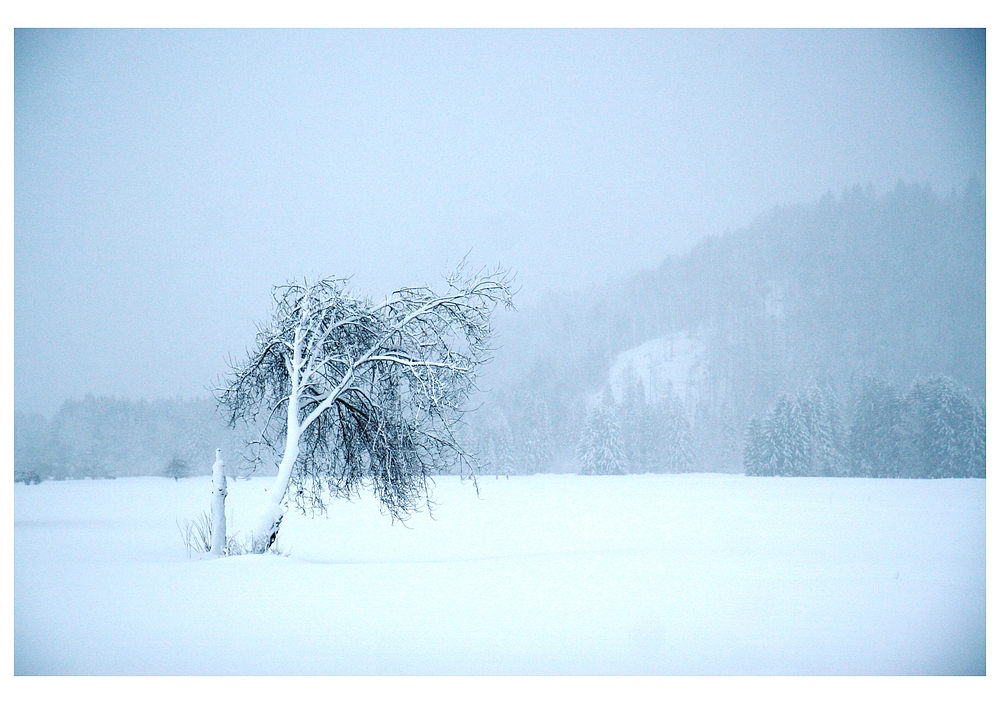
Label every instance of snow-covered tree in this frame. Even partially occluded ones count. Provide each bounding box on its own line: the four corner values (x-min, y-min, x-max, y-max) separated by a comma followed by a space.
657, 387, 695, 473
616, 367, 647, 472
610, 368, 693, 474
742, 417, 766, 476
798, 384, 846, 477
746, 374, 987, 479
905, 375, 986, 478
478, 407, 516, 478
218, 265, 514, 552
744, 384, 845, 477
718, 407, 741, 473
163, 458, 190, 481
847, 374, 906, 477
521, 397, 555, 473
763, 395, 807, 476
20, 396, 238, 479
578, 394, 626, 475
14, 411, 55, 481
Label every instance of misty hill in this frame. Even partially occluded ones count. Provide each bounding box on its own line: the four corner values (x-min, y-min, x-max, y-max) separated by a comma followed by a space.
473, 180, 986, 473
14, 181, 985, 480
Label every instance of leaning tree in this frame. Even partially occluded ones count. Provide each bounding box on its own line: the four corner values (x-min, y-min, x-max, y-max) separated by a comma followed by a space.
217, 264, 514, 552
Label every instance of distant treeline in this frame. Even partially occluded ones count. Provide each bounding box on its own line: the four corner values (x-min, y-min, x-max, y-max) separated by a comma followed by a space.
744, 374, 985, 478
15, 182, 986, 482
468, 181, 985, 474
14, 395, 248, 482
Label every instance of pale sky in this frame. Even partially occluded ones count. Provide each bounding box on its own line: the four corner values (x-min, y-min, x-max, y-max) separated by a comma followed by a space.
14, 29, 986, 416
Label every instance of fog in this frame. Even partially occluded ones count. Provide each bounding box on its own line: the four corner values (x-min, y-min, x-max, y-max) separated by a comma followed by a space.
14, 29, 985, 416
14, 29, 988, 679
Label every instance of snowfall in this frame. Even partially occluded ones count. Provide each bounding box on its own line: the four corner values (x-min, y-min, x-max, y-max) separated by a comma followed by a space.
14, 473, 985, 676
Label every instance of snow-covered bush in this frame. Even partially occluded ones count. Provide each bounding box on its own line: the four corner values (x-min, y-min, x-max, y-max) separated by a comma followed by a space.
178, 510, 283, 559
177, 511, 213, 558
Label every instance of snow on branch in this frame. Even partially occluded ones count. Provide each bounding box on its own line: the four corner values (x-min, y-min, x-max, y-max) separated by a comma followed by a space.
216, 264, 515, 524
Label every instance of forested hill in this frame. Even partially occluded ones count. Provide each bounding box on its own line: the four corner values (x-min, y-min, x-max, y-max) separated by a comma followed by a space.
14, 181, 986, 480
474, 180, 986, 473
662, 179, 984, 400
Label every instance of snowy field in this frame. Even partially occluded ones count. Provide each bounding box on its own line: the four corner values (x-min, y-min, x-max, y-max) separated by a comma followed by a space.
14, 473, 985, 676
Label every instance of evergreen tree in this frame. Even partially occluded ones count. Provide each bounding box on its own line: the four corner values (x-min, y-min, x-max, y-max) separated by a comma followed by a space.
743, 417, 765, 475
905, 375, 986, 478
612, 372, 695, 474
747, 385, 846, 477
658, 387, 694, 473
749, 374, 987, 479
481, 409, 516, 478
616, 368, 647, 473
578, 395, 626, 475
799, 384, 846, 476
847, 374, 906, 477
522, 397, 555, 473
763, 395, 808, 476
972, 399, 986, 478
718, 407, 740, 472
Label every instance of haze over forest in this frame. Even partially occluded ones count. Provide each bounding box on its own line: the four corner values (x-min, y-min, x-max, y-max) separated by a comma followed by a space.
13, 29, 986, 479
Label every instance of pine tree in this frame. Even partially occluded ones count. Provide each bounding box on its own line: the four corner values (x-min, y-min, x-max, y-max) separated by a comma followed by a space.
799, 384, 846, 476
616, 369, 647, 473
521, 397, 555, 473
743, 417, 765, 475
972, 400, 986, 478
482, 409, 516, 478
658, 387, 694, 473
847, 374, 906, 477
764, 395, 804, 476
578, 395, 626, 475
754, 392, 817, 477
719, 407, 740, 472
905, 375, 986, 478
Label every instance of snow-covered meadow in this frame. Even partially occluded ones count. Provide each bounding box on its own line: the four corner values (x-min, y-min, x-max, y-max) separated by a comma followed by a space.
14, 473, 985, 675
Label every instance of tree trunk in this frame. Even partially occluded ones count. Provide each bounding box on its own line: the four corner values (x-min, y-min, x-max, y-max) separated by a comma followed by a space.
210, 449, 227, 556
254, 425, 300, 553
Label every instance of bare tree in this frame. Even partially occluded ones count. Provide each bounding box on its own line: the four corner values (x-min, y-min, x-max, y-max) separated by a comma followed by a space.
217, 264, 514, 552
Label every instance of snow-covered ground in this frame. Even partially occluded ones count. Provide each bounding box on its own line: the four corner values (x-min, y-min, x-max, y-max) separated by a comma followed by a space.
14, 474, 985, 675
607, 332, 707, 408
